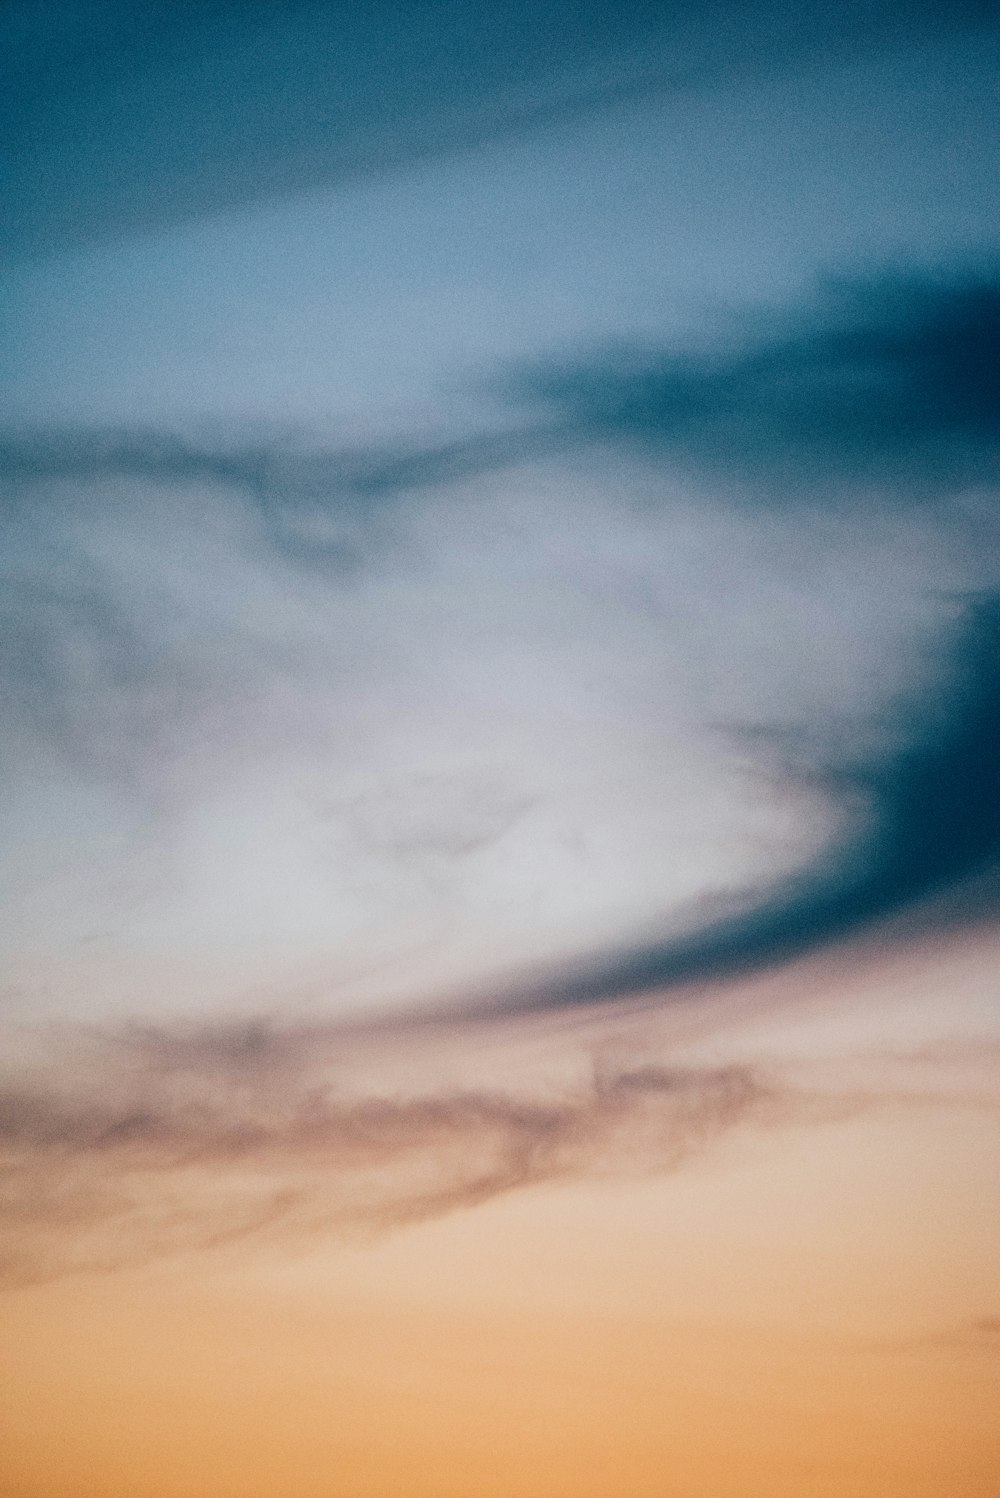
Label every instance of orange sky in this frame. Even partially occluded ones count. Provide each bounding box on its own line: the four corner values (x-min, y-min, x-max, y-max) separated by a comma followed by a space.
3, 926, 998, 1498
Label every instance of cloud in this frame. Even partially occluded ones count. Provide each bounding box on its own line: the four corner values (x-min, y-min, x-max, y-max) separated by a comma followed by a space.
4, 985, 995, 1288
1, 268, 997, 1018
941, 1316, 1000, 1351
0, 422, 508, 577
5, 2, 994, 259
874, 1315, 1000, 1357
505, 268, 1000, 497
12, 264, 998, 510
4, 267, 998, 540
452, 590, 1000, 1013
0, 1017, 800, 1285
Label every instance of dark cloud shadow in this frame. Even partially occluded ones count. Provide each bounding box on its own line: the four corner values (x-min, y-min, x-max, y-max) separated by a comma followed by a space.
6, 266, 995, 518
505, 269, 1000, 497
489, 592, 1000, 1012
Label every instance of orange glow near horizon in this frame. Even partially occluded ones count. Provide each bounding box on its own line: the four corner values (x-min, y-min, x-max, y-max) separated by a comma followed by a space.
3, 945, 998, 1498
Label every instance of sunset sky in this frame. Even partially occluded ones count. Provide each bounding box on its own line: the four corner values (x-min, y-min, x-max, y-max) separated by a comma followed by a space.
1, 5, 998, 1496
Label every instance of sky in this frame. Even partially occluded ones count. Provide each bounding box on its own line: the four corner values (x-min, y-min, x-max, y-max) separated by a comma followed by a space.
1, 4, 999, 1496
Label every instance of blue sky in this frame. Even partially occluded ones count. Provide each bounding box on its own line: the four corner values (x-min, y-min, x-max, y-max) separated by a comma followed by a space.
3, 13, 996, 432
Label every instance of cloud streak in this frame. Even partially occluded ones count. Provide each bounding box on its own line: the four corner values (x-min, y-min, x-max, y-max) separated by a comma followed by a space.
870, 1315, 1000, 1358
0, 1020, 796, 1285
4, 987, 995, 1289
5, 1, 994, 259
5, 267, 996, 515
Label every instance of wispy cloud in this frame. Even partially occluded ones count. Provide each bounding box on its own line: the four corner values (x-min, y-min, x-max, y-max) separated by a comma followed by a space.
504, 268, 1000, 498
0, 1018, 800, 1285
869, 1315, 1000, 1358
5, 990, 996, 1289
5, 266, 996, 513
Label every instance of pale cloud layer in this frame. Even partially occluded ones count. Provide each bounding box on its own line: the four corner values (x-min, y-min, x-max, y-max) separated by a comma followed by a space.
3, 426, 995, 1027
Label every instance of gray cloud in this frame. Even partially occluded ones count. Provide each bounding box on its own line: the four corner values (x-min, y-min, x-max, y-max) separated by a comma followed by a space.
0, 423, 498, 577
504, 268, 1000, 498
7, 266, 995, 512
